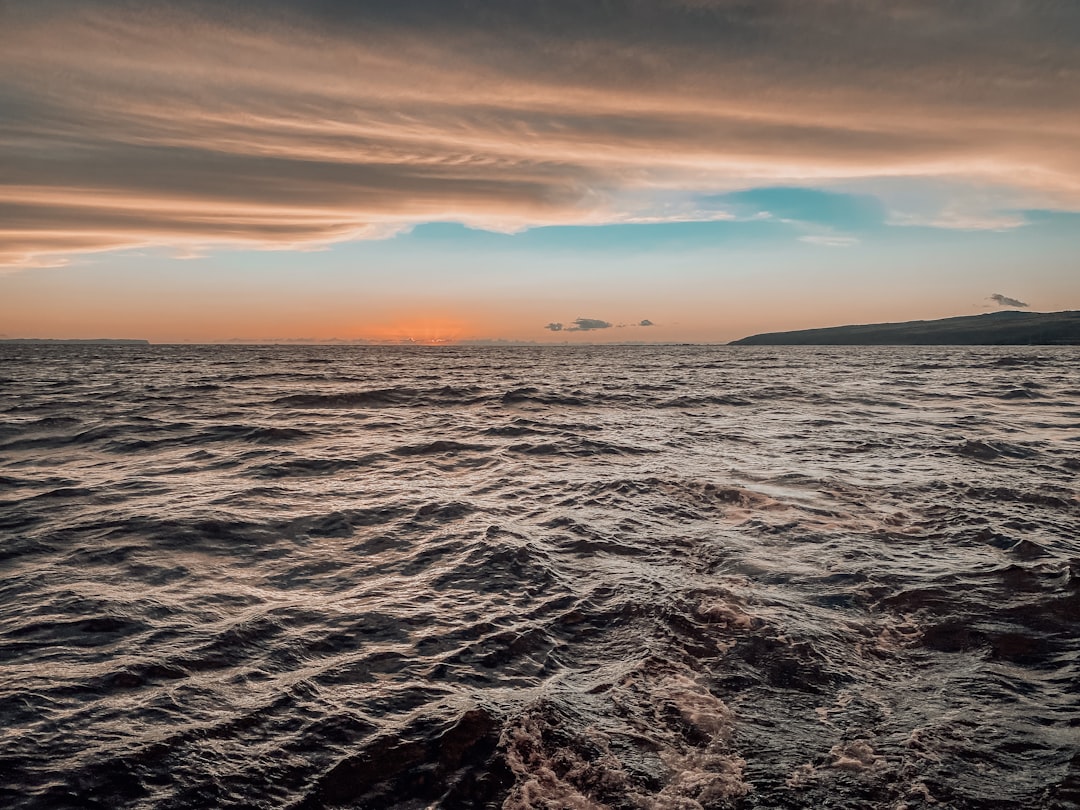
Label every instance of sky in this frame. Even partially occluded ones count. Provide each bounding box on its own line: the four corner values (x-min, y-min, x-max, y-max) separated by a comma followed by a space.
1, 0, 1078, 343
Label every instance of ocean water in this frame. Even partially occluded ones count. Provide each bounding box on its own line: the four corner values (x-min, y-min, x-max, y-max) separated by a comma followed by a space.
1, 344, 1077, 810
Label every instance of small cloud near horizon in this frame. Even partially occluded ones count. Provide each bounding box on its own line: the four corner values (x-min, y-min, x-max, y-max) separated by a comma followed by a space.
567, 318, 613, 332
638, 319, 654, 326
990, 293, 1029, 308
545, 318, 613, 332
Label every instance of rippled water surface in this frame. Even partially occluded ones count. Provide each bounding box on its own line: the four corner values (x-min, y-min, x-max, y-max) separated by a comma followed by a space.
1, 344, 1078, 809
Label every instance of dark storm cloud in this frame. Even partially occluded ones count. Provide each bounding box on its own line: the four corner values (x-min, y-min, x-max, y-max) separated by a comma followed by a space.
990, 293, 1029, 308
2, 1, 1079, 267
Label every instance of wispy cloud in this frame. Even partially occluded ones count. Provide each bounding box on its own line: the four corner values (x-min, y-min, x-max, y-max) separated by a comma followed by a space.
2, 1, 1079, 268
799, 235, 859, 248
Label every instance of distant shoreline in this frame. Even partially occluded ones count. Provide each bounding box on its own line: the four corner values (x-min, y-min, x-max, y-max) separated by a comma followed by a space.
0, 338, 151, 345
729, 310, 1080, 346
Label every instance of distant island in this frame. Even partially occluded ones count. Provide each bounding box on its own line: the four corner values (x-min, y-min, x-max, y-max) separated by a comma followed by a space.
730, 310, 1080, 346
0, 338, 150, 345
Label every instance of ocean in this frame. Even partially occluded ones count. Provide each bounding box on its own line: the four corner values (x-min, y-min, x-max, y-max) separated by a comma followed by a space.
1, 344, 1077, 809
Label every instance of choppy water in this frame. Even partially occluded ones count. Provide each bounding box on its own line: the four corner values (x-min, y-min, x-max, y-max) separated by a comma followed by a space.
1, 344, 1078, 810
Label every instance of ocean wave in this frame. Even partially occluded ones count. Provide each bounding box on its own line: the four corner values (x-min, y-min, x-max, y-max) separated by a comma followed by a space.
0, 343, 1077, 809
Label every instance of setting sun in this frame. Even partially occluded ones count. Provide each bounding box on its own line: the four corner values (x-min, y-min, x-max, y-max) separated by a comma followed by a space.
362, 316, 469, 345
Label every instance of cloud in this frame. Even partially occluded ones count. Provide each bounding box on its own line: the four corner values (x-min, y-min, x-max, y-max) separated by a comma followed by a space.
2, 1, 1080, 267
990, 293, 1029, 308
544, 317, 612, 332
567, 318, 613, 332
639, 319, 654, 326
799, 235, 859, 247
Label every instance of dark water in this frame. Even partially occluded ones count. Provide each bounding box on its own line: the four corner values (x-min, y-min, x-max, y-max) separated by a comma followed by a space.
1, 344, 1078, 810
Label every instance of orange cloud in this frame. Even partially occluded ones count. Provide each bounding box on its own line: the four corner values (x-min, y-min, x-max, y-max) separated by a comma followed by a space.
2, 1, 1079, 268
